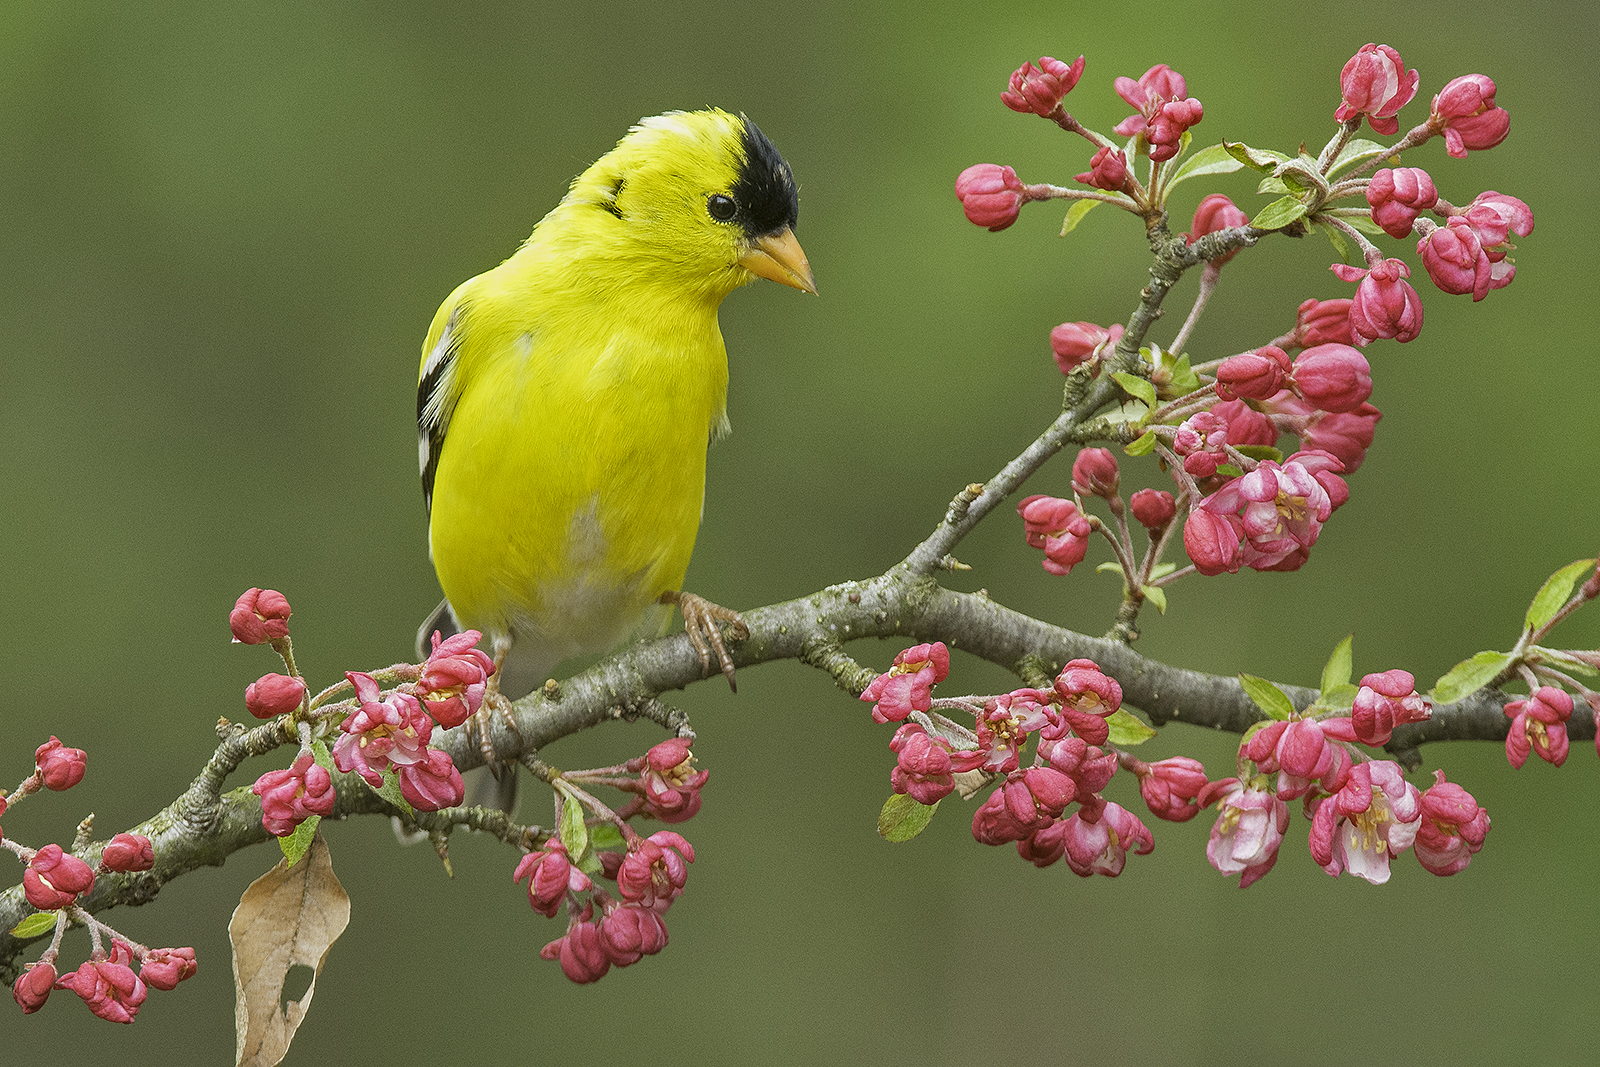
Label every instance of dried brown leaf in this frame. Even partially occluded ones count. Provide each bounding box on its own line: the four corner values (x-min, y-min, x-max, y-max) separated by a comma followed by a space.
229, 832, 350, 1067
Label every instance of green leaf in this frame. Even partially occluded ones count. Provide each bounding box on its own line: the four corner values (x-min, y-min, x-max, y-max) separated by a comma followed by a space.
1328, 138, 1389, 176
589, 823, 625, 850
1215, 464, 1243, 479
1106, 708, 1158, 745
1256, 176, 1291, 196
1529, 646, 1600, 678
1141, 584, 1168, 614
278, 813, 320, 865
1060, 197, 1102, 237
1250, 195, 1309, 231
1525, 558, 1597, 633
1232, 444, 1283, 464
1123, 429, 1158, 457
1096, 561, 1126, 578
1316, 220, 1354, 264
1319, 682, 1359, 710
1321, 634, 1354, 693
1431, 651, 1513, 705
1343, 214, 1384, 235
878, 793, 939, 842
1111, 372, 1157, 407
1223, 141, 1288, 173
10, 911, 58, 939
1239, 673, 1296, 721
372, 768, 414, 818
1168, 143, 1245, 186
1149, 563, 1178, 581
1164, 354, 1202, 396
559, 793, 589, 860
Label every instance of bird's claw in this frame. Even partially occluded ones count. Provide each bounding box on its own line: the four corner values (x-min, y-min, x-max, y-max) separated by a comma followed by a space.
665, 591, 747, 692
466, 687, 523, 779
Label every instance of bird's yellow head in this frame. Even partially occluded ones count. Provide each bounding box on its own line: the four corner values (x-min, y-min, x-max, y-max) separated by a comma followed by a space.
544, 109, 815, 300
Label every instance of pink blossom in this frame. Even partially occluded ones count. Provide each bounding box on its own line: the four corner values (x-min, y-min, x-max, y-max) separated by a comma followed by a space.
637, 738, 709, 822
972, 690, 1056, 773
252, 751, 336, 837
1242, 718, 1351, 799
956, 164, 1025, 231
860, 641, 950, 724
1135, 756, 1211, 822
514, 840, 591, 918
229, 587, 291, 644
1173, 410, 1230, 478
139, 947, 197, 991
1114, 64, 1202, 162
1017, 494, 1093, 576
56, 942, 148, 1023
1286, 449, 1350, 512
100, 833, 155, 874
35, 736, 87, 791
1074, 145, 1128, 191
598, 902, 670, 967
1071, 448, 1120, 499
971, 783, 1036, 845
540, 911, 611, 984
418, 629, 495, 729
397, 748, 465, 811
1308, 761, 1422, 884
1188, 194, 1250, 265
1206, 781, 1289, 887
1130, 489, 1176, 530
23, 844, 95, 910
1365, 167, 1438, 240
1061, 801, 1153, 877
1052, 659, 1122, 746
1040, 738, 1118, 797
1201, 457, 1335, 572
1344, 669, 1431, 746
1431, 74, 1510, 158
1211, 398, 1278, 448
1288, 297, 1356, 349
1016, 820, 1067, 868
1214, 346, 1290, 402
1292, 344, 1372, 413
244, 672, 306, 720
889, 723, 958, 805
1461, 191, 1533, 255
1418, 217, 1494, 301
1300, 403, 1381, 473
1504, 686, 1572, 768
1334, 44, 1418, 136
1183, 507, 1243, 576
332, 672, 434, 786
13, 962, 56, 1014
615, 831, 694, 913
1050, 321, 1122, 375
1001, 55, 1085, 116
1413, 770, 1490, 876
1331, 258, 1422, 345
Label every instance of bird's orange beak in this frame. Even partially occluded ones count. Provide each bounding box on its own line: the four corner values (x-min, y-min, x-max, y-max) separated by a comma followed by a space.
739, 227, 817, 295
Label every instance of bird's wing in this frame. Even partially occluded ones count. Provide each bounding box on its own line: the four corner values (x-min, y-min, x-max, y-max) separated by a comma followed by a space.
417, 302, 466, 516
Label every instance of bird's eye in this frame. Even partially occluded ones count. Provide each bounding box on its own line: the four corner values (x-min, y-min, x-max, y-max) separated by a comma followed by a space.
707, 194, 738, 222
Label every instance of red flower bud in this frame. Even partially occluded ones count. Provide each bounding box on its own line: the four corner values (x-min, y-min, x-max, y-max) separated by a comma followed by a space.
955, 164, 1025, 231
139, 947, 198, 990
1292, 344, 1372, 413
35, 736, 87, 791
12, 962, 56, 1014
1335, 43, 1418, 136
24, 844, 96, 910
1214, 346, 1290, 401
229, 587, 292, 644
1130, 489, 1176, 530
244, 672, 307, 719
1071, 448, 1120, 498
101, 833, 155, 873
1000, 55, 1085, 116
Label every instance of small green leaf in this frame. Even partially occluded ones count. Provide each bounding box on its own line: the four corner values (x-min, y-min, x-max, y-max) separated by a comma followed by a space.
589, 823, 625, 850
278, 813, 320, 865
372, 769, 414, 818
1343, 214, 1384, 235
1256, 176, 1291, 196
1529, 646, 1600, 678
1525, 558, 1597, 633
1319, 682, 1359, 710
1149, 563, 1177, 581
1124, 429, 1158, 457
11, 911, 59, 939
1111, 372, 1157, 407
1060, 197, 1102, 237
1168, 143, 1245, 186
879, 793, 939, 842
1223, 141, 1288, 173
1316, 220, 1354, 264
559, 793, 589, 860
1140, 584, 1168, 614
1232, 444, 1283, 464
1240, 719, 1275, 748
1106, 708, 1158, 745
1431, 650, 1513, 705
1215, 464, 1243, 479
1250, 195, 1309, 231
1096, 562, 1127, 578
1321, 634, 1354, 693
1239, 673, 1296, 721
1165, 354, 1202, 396
1328, 138, 1389, 176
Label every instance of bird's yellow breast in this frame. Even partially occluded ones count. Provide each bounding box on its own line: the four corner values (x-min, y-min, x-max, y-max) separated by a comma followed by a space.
426, 257, 729, 659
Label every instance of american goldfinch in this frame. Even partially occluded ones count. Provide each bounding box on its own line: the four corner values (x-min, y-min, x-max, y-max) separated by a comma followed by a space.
416, 109, 814, 741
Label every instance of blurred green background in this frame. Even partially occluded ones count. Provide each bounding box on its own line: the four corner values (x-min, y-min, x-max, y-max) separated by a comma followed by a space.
4, 0, 1597, 1062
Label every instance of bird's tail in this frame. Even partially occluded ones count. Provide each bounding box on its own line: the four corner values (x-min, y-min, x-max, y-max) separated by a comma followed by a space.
415, 597, 459, 659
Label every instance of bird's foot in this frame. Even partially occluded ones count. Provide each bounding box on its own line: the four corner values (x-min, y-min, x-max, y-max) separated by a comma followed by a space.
467, 666, 524, 777
662, 590, 748, 692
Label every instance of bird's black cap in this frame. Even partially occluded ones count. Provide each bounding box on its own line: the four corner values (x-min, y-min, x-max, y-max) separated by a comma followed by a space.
732, 115, 800, 239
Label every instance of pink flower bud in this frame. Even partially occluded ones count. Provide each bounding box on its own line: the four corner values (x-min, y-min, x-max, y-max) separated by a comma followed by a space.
397, 749, 465, 811
1504, 686, 1572, 769
229, 587, 292, 644
1331, 258, 1422, 345
860, 642, 950, 724
1301, 403, 1382, 474
35, 736, 87, 791
598, 902, 669, 967
955, 164, 1025, 231
1130, 489, 1177, 530
1050, 321, 1122, 375
1000, 55, 1085, 116
1289, 298, 1356, 349
55, 943, 148, 1023
24, 844, 96, 910
1414, 770, 1489, 876
139, 947, 198, 990
252, 751, 336, 837
1136, 756, 1211, 822
1416, 217, 1493, 300
615, 831, 694, 912
244, 672, 307, 720
1183, 507, 1242, 576
637, 738, 709, 823
1071, 448, 1120, 498
13, 961, 56, 1014
1365, 167, 1438, 239
1214, 346, 1290, 401
889, 723, 957, 805
1461, 191, 1533, 255
100, 833, 155, 873
1431, 74, 1510, 158
1114, 65, 1202, 161
1335, 43, 1418, 135
1211, 398, 1278, 448
1017, 495, 1092, 576
541, 915, 611, 985
1189, 194, 1250, 265
419, 629, 495, 729
1291, 344, 1372, 413
514, 840, 590, 918
1073, 145, 1128, 191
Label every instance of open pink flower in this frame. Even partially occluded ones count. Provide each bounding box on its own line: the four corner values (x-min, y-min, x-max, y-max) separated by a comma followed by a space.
1413, 770, 1489, 876
332, 672, 434, 787
1052, 659, 1122, 746
1504, 686, 1572, 768
55, 941, 147, 1024
1335, 44, 1418, 135
615, 831, 695, 913
418, 629, 495, 729
1200, 456, 1335, 573
1308, 761, 1421, 884
1431, 74, 1510, 158
1017, 495, 1093, 576
1061, 801, 1153, 877
860, 642, 950, 724
637, 738, 709, 822
1114, 64, 1203, 162
1206, 780, 1288, 887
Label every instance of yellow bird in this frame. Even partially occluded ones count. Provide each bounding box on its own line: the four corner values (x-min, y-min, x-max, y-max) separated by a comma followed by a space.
415, 109, 815, 754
